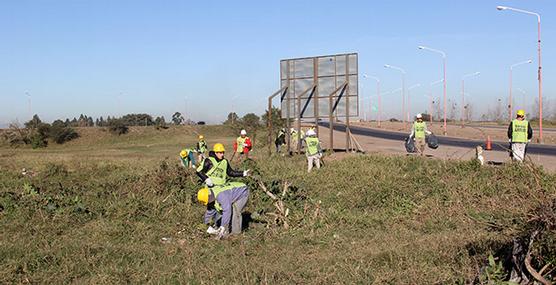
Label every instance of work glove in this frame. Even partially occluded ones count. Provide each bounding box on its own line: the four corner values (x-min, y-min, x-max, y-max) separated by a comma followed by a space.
205, 178, 214, 187
528, 139, 531, 143
216, 226, 227, 240
206, 225, 219, 235
243, 169, 250, 177
508, 139, 512, 143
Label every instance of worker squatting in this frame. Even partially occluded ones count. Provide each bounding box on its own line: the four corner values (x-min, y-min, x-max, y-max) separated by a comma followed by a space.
179, 128, 322, 240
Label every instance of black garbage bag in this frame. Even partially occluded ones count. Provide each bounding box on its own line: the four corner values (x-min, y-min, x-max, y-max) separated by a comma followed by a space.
405, 137, 417, 153
426, 133, 439, 149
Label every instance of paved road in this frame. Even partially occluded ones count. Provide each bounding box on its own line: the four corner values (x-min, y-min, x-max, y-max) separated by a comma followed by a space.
320, 122, 556, 156
464, 124, 556, 132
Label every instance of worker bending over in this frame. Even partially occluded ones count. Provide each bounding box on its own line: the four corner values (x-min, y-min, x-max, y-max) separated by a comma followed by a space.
196, 143, 250, 239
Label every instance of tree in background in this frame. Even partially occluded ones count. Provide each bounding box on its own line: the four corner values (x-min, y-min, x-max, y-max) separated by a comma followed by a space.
154, 116, 168, 130
108, 119, 129, 135
172, 112, 184, 125
242, 113, 260, 131
261, 107, 286, 131
24, 114, 42, 129
121, 113, 153, 126
223, 112, 240, 126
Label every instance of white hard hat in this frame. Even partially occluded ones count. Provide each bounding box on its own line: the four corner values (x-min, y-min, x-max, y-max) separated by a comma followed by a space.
240, 129, 247, 135
416, 113, 423, 119
306, 129, 316, 136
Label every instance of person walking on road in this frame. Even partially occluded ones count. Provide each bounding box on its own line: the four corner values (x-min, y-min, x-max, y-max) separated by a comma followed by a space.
304, 129, 322, 172
409, 113, 432, 156
196, 143, 250, 239
507, 109, 533, 162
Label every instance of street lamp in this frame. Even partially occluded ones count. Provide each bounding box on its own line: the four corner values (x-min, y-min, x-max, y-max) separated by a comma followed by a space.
418, 45, 447, 135
497, 5, 543, 141
407, 84, 421, 122
509, 59, 532, 120
384, 64, 406, 129
363, 74, 381, 127
461, 72, 480, 127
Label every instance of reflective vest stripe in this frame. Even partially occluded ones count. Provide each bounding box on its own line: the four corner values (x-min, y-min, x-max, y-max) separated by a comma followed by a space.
305, 137, 320, 156
413, 122, 426, 139
512, 119, 528, 143
205, 157, 228, 185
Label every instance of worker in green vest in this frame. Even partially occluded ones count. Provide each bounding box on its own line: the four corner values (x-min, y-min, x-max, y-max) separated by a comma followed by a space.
196, 135, 208, 161
196, 143, 250, 239
234, 129, 252, 162
304, 129, 322, 172
507, 109, 533, 162
409, 113, 432, 156
179, 148, 197, 168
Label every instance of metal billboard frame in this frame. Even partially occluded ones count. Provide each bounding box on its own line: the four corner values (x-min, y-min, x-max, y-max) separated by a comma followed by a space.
267, 53, 359, 155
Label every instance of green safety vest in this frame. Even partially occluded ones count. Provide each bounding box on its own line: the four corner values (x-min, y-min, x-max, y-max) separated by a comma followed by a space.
197, 157, 228, 185
236, 137, 247, 152
512, 119, 528, 143
197, 140, 207, 153
413, 121, 426, 139
305, 137, 320, 156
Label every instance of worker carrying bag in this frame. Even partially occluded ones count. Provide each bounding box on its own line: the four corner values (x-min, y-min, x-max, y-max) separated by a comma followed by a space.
426, 134, 439, 149
405, 137, 417, 153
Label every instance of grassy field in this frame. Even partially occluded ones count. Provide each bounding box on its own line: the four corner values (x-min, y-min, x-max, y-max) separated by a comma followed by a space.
1, 126, 555, 284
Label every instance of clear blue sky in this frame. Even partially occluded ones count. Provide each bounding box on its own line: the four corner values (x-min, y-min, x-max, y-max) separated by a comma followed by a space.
1, 0, 554, 125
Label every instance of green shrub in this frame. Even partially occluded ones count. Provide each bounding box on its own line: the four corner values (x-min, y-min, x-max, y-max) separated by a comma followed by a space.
108, 120, 129, 135
49, 125, 79, 144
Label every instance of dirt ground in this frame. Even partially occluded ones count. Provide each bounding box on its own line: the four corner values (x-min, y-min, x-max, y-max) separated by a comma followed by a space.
352, 121, 556, 145
314, 125, 556, 172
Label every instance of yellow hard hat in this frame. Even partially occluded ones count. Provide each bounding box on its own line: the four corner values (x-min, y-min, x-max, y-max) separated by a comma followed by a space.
213, 143, 225, 152
180, 149, 188, 158
197, 187, 209, 205
199, 135, 204, 140
516, 109, 525, 117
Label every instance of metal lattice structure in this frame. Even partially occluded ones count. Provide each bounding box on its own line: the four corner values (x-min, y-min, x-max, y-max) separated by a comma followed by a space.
280, 53, 358, 119
268, 53, 359, 155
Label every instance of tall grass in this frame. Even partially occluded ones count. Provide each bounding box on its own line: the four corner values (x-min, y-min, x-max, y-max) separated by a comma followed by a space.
1, 126, 555, 283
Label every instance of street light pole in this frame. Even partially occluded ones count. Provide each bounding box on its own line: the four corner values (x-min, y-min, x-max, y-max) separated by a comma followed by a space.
461, 72, 480, 127
418, 45, 447, 135
384, 64, 406, 129
509, 59, 532, 120
363, 74, 381, 127
497, 5, 543, 141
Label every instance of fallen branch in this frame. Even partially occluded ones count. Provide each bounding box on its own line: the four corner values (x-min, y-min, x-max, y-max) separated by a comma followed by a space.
524, 230, 552, 285
256, 179, 290, 229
